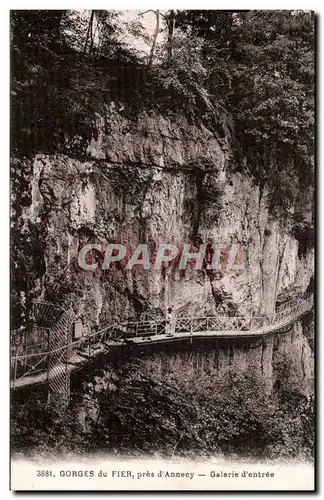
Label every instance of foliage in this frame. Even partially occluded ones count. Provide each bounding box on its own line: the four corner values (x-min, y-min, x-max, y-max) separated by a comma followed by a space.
11, 390, 84, 454
11, 10, 314, 216
11, 362, 314, 461
292, 222, 314, 258
269, 354, 314, 459
174, 10, 314, 213
229, 11, 314, 210
89, 364, 194, 455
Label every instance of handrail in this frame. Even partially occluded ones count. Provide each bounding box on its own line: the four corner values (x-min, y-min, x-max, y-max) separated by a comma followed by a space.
10, 294, 314, 389
11, 294, 313, 364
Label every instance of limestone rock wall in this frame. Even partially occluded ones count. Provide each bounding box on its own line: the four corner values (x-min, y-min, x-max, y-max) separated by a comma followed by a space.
12, 106, 314, 392
13, 109, 313, 327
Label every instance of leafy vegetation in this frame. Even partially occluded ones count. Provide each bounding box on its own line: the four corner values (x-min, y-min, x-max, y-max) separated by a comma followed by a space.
11, 361, 314, 460
11, 11, 314, 213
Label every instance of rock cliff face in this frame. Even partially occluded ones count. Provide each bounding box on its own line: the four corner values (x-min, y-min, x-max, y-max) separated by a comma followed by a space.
11, 106, 314, 392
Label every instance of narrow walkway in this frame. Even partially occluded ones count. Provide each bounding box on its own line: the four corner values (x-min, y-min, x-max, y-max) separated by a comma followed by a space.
11, 294, 314, 389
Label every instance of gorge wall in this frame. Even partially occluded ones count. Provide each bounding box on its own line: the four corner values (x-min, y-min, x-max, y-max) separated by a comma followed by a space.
11, 105, 314, 393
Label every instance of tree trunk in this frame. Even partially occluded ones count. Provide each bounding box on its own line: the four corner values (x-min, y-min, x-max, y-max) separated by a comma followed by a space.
148, 10, 160, 69
167, 10, 175, 60
84, 10, 95, 54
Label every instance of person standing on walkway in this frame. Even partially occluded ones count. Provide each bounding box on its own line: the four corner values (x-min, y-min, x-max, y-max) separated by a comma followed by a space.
166, 306, 174, 336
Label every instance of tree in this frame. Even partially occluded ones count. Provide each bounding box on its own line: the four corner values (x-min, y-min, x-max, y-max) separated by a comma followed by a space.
139, 10, 161, 68
84, 10, 95, 53
174, 10, 314, 212
165, 10, 175, 60
11, 10, 65, 51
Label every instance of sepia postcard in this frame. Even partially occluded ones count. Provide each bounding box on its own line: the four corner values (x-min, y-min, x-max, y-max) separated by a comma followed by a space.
10, 9, 315, 491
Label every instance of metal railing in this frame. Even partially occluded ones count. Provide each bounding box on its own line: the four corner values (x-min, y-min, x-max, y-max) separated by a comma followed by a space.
10, 293, 313, 389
